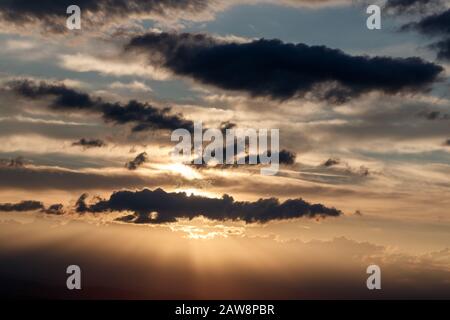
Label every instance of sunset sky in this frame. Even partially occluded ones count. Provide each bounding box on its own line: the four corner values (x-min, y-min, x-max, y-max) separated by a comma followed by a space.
0, 0, 449, 299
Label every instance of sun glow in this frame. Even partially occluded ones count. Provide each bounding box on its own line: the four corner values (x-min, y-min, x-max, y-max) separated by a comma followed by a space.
156, 163, 203, 180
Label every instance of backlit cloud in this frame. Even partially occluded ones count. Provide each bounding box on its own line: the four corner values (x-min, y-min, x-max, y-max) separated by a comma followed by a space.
127, 32, 443, 102
76, 187, 343, 223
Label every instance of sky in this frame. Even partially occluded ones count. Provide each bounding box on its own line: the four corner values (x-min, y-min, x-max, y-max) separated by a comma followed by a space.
0, 0, 449, 299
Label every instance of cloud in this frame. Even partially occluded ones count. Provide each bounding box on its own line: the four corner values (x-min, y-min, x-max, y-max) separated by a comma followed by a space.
0, 156, 25, 168
418, 110, 450, 120
322, 158, 340, 167
384, 0, 447, 15
109, 81, 152, 92
219, 121, 236, 134
278, 149, 297, 165
0, 0, 350, 35
43, 203, 65, 215
125, 152, 148, 170
72, 138, 106, 149
405, 9, 450, 35
432, 38, 450, 61
0, 200, 64, 214
191, 149, 297, 168
126, 32, 443, 102
0, 0, 212, 34
0, 200, 44, 212
76, 187, 342, 223
0, 219, 449, 299
0, 165, 192, 191
60, 53, 170, 80
7, 79, 194, 132
402, 9, 450, 61
75, 193, 89, 213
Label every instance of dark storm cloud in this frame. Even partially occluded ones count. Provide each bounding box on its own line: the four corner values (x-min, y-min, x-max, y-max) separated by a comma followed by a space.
7, 80, 194, 132
125, 152, 148, 170
72, 138, 106, 149
126, 32, 443, 102
76, 187, 342, 223
0, 0, 210, 32
403, 9, 450, 61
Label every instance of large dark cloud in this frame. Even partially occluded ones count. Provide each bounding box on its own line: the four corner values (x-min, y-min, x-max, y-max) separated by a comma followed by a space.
126, 32, 443, 102
7, 80, 194, 132
0, 0, 210, 32
76, 187, 342, 223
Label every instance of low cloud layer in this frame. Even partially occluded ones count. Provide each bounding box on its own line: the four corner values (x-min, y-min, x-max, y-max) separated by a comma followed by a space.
127, 32, 443, 102
76, 187, 342, 223
7, 79, 194, 132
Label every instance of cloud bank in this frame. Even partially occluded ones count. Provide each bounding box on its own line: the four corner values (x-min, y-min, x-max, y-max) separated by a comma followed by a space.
127, 32, 443, 102
7, 79, 194, 132
76, 187, 342, 223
